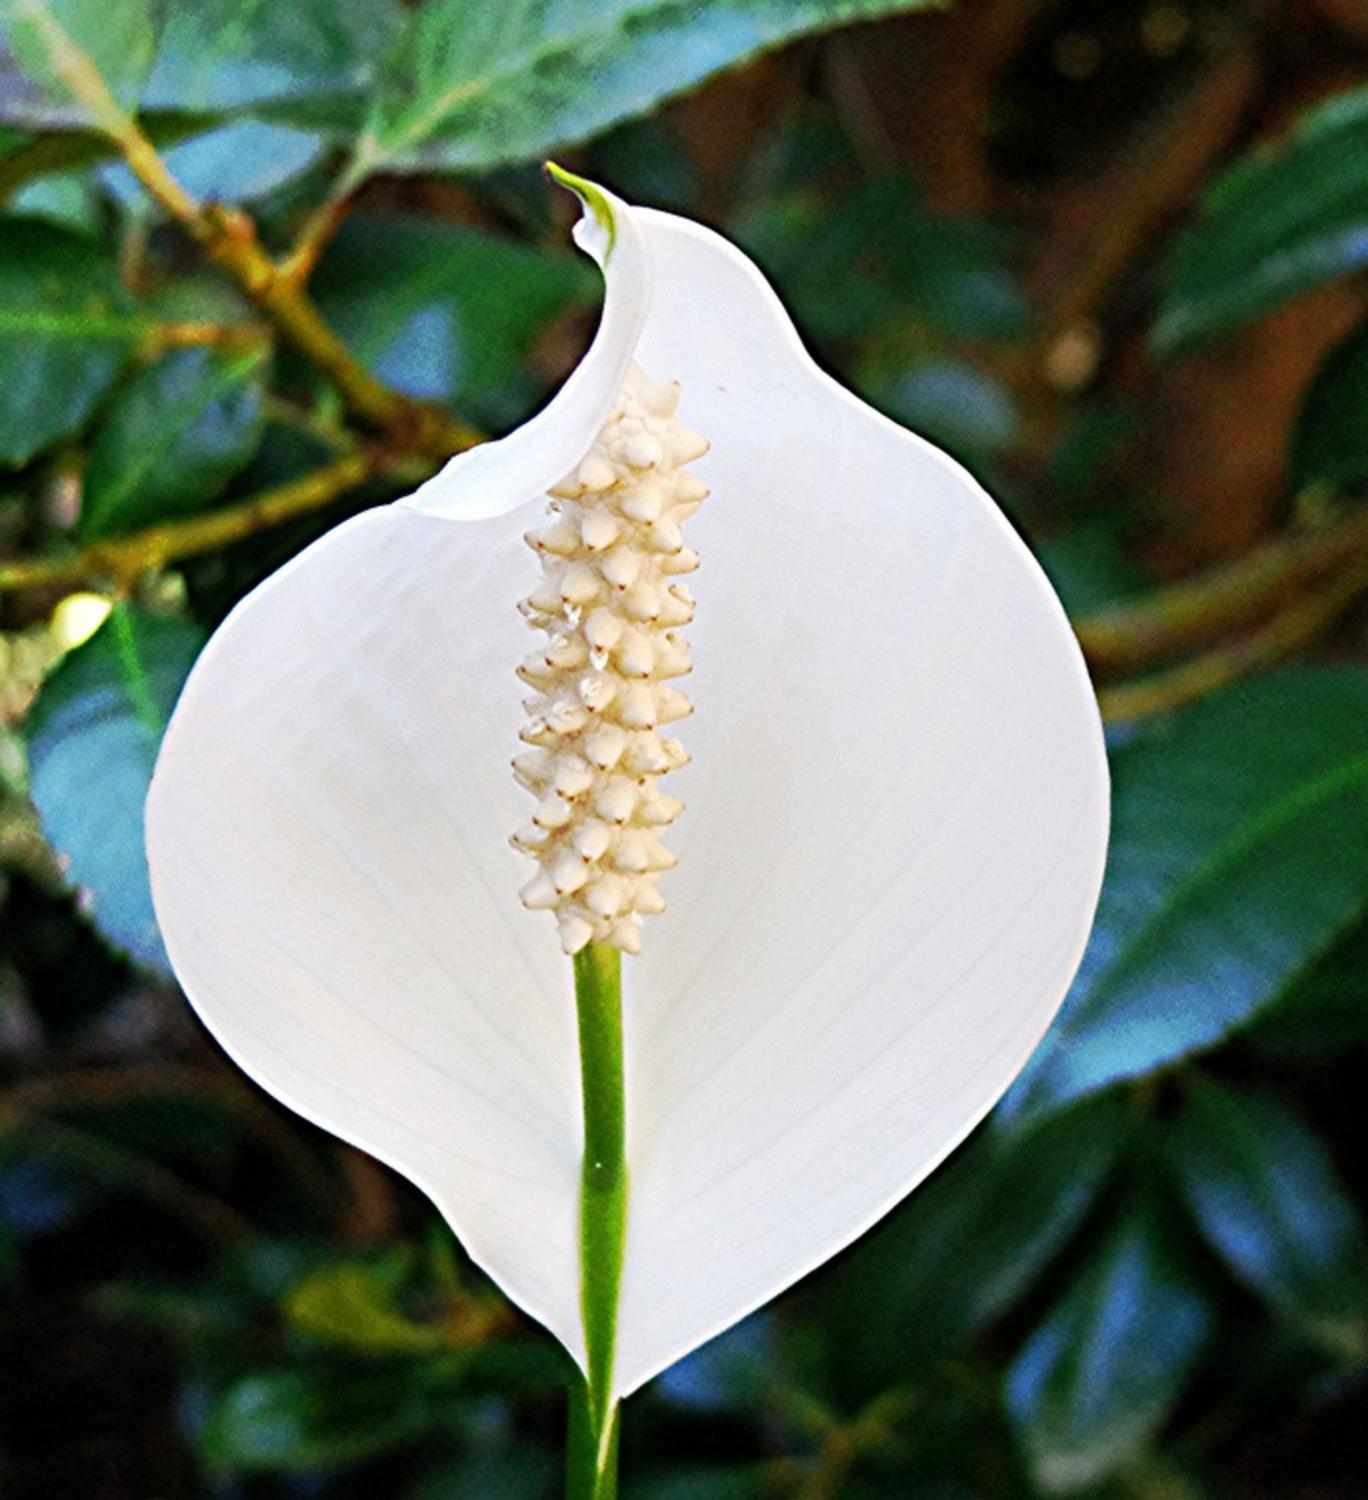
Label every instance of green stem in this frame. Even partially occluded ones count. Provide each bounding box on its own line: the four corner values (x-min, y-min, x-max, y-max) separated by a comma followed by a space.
567, 943, 627, 1500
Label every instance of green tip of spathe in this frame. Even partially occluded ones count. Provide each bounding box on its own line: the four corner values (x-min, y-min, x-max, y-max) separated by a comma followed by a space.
545, 161, 617, 260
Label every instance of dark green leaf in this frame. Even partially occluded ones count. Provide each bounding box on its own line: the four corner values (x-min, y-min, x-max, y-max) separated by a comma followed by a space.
410, 1452, 557, 1500
1169, 1076, 1368, 1359
24, 606, 204, 971
1009, 669, 1368, 1118
1289, 316, 1368, 492
143, 0, 403, 116
636, 1470, 766, 1500
352, 0, 942, 179
588, 117, 699, 212
0, 217, 147, 465
1036, 517, 1152, 618
1005, 1200, 1212, 1494
0, 111, 203, 196
1155, 87, 1368, 354
313, 215, 593, 424
4, 0, 156, 116
200, 1363, 457, 1471
735, 177, 1029, 346
80, 346, 267, 538
1243, 917, 1368, 1056
833, 1096, 1127, 1398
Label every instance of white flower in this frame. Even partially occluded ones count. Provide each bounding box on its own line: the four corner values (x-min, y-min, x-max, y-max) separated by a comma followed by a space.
145, 171, 1108, 1400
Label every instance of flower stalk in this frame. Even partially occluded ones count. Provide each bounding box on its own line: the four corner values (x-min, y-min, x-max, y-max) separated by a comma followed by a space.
569, 941, 628, 1499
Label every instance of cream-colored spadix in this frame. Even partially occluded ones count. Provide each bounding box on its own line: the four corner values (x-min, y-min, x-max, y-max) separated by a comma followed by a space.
145, 174, 1108, 1398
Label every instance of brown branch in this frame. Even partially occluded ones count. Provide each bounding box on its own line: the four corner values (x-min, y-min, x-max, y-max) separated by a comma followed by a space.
1098, 555, 1368, 723
0, 450, 430, 595
15, 0, 478, 458
1076, 507, 1368, 675
279, 190, 354, 288
139, 319, 271, 356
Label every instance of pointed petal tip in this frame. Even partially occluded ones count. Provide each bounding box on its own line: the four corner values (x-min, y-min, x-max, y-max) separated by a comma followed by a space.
544, 161, 619, 263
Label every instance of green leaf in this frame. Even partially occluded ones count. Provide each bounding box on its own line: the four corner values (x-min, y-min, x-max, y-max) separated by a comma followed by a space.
1155, 86, 1368, 355
0, 217, 147, 465
1289, 316, 1368, 492
1168, 1077, 1368, 1359
1243, 917, 1368, 1056
102, 121, 327, 206
872, 356, 1019, 465
143, 0, 402, 117
9, 167, 101, 233
80, 346, 268, 538
832, 1097, 1127, 1398
653, 1314, 773, 1414
1005, 1200, 1212, 1494
734, 177, 1029, 346
410, 1452, 558, 1500
24, 605, 203, 972
636, 1471, 766, 1500
1008, 668, 1368, 1118
201, 1363, 457, 1471
284, 1253, 449, 1356
352, 0, 941, 180
313, 215, 593, 425
4, 0, 157, 115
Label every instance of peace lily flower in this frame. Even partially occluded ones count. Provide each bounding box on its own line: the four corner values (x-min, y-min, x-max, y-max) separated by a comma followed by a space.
145, 169, 1108, 1486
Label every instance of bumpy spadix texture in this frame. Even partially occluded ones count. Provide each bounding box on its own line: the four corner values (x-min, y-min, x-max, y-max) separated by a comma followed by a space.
145, 175, 1109, 1403
514, 365, 704, 955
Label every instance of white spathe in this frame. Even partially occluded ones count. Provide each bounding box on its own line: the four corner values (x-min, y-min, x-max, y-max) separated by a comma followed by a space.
145, 175, 1109, 1399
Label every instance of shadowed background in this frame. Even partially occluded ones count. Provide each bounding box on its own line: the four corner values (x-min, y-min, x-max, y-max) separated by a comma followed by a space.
0, 1, 1366, 1496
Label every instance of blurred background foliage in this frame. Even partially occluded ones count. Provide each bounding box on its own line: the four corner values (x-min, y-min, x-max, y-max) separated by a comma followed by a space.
0, 0, 1365, 1496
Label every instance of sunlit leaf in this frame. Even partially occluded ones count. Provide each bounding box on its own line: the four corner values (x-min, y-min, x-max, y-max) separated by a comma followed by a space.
143, 0, 402, 118
25, 606, 203, 972
103, 121, 327, 206
3, 0, 156, 116
352, 0, 942, 179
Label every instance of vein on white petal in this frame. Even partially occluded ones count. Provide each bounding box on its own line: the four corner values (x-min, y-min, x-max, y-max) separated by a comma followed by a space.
146, 506, 588, 1367
146, 174, 1108, 1403
608, 208, 1109, 1396
401, 178, 650, 521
